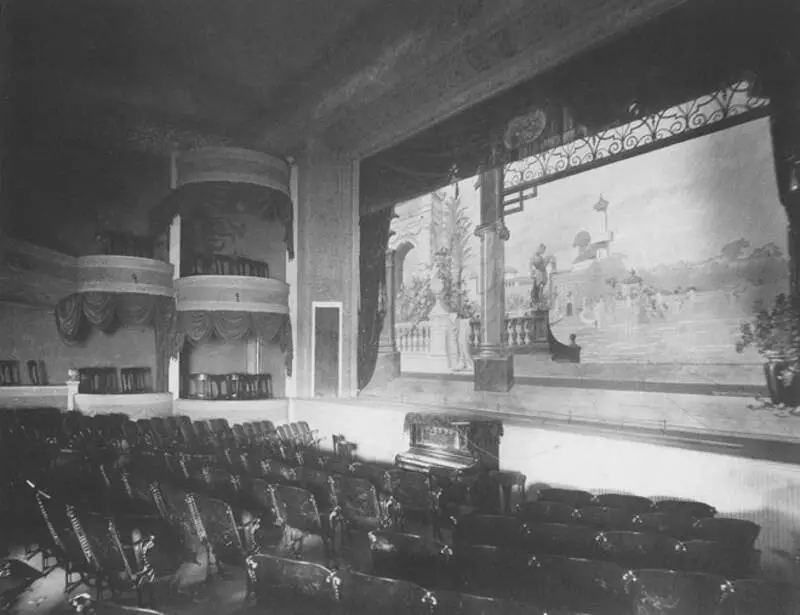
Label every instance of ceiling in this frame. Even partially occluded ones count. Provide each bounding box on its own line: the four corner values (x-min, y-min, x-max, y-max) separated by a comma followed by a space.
9, 0, 397, 155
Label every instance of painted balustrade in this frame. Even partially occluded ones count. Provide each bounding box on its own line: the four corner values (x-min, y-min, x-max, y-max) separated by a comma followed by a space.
395, 321, 431, 353
397, 314, 546, 356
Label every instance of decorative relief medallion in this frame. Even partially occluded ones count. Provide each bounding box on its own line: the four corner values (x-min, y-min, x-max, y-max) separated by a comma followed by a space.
503, 107, 548, 151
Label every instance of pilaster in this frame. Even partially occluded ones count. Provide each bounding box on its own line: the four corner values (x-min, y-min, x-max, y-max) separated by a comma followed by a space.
295, 136, 359, 397
372, 249, 401, 384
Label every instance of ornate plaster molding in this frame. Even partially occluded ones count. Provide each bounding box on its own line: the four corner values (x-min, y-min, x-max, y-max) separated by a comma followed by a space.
474, 220, 511, 241
176, 146, 291, 196
76, 256, 175, 296
175, 275, 290, 314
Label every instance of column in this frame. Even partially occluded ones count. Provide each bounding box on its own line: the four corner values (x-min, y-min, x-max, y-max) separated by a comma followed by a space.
167, 214, 181, 399
371, 249, 401, 382
473, 166, 514, 392
764, 0, 800, 294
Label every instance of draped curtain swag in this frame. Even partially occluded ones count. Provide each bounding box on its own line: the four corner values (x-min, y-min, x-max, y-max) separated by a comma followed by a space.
54, 293, 177, 392
173, 311, 293, 376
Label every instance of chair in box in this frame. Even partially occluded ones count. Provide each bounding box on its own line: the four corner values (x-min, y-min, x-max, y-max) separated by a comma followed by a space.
525, 555, 630, 615
368, 530, 455, 590
452, 513, 526, 549
384, 469, 442, 537
525, 522, 602, 559
653, 499, 717, 519
340, 570, 438, 615
245, 552, 342, 614
728, 579, 800, 615
624, 569, 733, 615
120, 368, 151, 394
579, 506, 635, 531
537, 487, 595, 508
0, 360, 21, 386
78, 367, 120, 394
594, 493, 654, 515
596, 530, 683, 570
452, 544, 530, 600
517, 500, 581, 525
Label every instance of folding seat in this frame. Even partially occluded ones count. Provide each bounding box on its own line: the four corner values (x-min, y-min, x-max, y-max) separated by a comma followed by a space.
631, 511, 695, 540
578, 505, 635, 531
525, 554, 630, 615
452, 513, 526, 549
452, 543, 530, 600
0, 557, 42, 611
368, 530, 455, 590
68, 593, 171, 615
728, 579, 800, 615
596, 530, 683, 570
517, 500, 581, 525
267, 483, 338, 566
594, 493, 654, 515
258, 420, 276, 435
244, 552, 343, 614
653, 498, 717, 519
384, 469, 441, 537
349, 462, 391, 494
536, 487, 595, 508
488, 470, 526, 515
339, 570, 438, 615
294, 466, 335, 510
434, 590, 542, 615
676, 538, 757, 578
624, 569, 733, 615
329, 474, 390, 534
524, 522, 601, 559
690, 517, 760, 551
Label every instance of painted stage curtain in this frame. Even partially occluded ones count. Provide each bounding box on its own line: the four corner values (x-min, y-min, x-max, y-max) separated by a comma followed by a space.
358, 208, 393, 390
173, 311, 293, 376
54, 292, 177, 392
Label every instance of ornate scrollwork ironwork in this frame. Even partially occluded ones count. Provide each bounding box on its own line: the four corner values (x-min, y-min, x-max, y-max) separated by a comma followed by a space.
503, 79, 770, 193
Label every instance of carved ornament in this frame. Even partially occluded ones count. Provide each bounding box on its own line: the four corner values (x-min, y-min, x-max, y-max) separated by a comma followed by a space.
474, 220, 511, 241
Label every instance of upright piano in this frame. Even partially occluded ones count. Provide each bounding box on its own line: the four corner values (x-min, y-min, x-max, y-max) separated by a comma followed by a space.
394, 413, 502, 474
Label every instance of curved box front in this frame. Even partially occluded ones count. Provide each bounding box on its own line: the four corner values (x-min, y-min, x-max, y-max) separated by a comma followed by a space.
76, 256, 174, 296
176, 146, 290, 196
175, 275, 289, 313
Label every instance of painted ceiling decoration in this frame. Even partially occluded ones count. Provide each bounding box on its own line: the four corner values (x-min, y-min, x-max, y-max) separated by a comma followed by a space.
359, 0, 779, 215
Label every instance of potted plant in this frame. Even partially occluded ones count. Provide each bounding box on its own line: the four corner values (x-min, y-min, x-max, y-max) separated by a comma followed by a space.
736, 293, 800, 406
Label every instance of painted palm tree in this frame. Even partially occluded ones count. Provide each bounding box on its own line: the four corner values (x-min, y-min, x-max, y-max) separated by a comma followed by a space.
594, 194, 610, 233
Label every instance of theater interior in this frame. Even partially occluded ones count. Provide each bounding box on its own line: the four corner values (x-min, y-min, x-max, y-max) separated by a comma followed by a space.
2, 0, 800, 613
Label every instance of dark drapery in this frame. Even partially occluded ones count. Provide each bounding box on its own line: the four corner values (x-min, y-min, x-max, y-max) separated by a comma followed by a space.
54, 292, 177, 392
357, 208, 393, 390
150, 181, 295, 260
173, 311, 293, 376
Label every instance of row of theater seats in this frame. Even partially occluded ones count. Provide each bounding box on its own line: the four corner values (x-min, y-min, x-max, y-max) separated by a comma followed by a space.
0, 407, 796, 615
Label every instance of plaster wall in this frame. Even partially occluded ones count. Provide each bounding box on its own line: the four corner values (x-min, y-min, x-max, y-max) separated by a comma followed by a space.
0, 302, 157, 385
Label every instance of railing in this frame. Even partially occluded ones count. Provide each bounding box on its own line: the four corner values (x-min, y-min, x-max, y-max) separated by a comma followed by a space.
396, 322, 431, 353
181, 252, 270, 278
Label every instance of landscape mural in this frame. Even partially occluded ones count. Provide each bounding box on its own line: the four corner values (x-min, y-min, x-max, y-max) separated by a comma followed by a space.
391, 117, 789, 388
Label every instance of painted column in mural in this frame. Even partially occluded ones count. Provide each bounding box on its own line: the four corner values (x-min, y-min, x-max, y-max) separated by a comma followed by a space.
374, 248, 401, 381
473, 166, 514, 391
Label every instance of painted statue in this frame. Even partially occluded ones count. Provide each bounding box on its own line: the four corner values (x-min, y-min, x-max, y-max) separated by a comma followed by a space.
530, 243, 555, 307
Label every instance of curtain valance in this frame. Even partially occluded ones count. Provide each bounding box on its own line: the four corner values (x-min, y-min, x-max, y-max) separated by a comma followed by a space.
173, 311, 293, 376
54, 292, 176, 355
